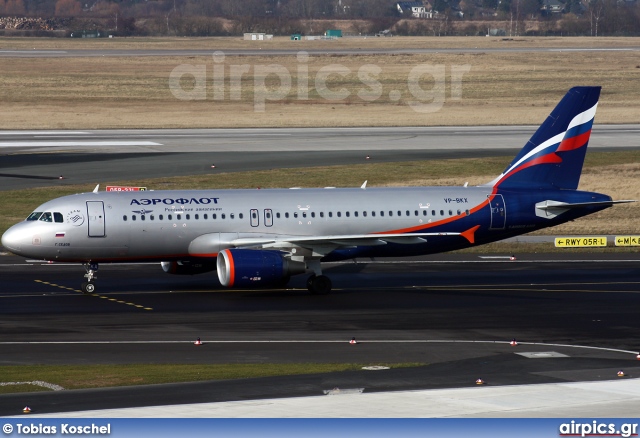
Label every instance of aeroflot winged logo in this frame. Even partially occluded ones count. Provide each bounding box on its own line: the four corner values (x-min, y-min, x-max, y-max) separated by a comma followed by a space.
130, 197, 220, 206
66, 209, 85, 226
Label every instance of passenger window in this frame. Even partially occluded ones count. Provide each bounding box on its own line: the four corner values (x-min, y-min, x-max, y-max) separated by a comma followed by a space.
141, 215, 145, 221
328, 212, 333, 218
159, 214, 164, 220
239, 213, 243, 219
123, 215, 127, 221
294, 212, 298, 218
168, 214, 172, 220
212, 214, 216, 219
150, 215, 154, 220
276, 212, 281, 218
398, 211, 402, 217
27, 212, 43, 221
186, 214, 190, 220
432, 210, 436, 216
380, 211, 384, 217
221, 214, 226, 219
389, 211, 393, 217
414, 210, 418, 216
355, 211, 359, 217
194, 214, 199, 220
372, 211, 376, 217
230, 213, 235, 219
465, 210, 470, 216
448, 210, 453, 216
285, 212, 289, 218
177, 214, 182, 220
132, 215, 137, 221
54, 212, 64, 223
337, 212, 341, 218
39, 212, 53, 222
204, 214, 208, 220
363, 211, 367, 217
320, 212, 324, 218
423, 210, 427, 216
302, 212, 307, 218
346, 212, 350, 217
457, 210, 461, 215
440, 210, 444, 216
311, 212, 315, 218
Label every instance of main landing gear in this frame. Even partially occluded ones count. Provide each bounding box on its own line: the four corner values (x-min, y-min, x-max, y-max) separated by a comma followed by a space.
305, 259, 332, 295
81, 262, 99, 294
307, 274, 332, 295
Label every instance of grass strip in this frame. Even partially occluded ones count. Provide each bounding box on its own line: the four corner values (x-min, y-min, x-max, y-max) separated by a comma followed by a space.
0, 363, 424, 394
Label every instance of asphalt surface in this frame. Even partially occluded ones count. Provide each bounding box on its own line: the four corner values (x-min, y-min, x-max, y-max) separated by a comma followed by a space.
1, 125, 639, 191
1, 253, 640, 415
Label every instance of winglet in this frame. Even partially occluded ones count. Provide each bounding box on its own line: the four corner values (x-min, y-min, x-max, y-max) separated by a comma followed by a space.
93, 184, 100, 193
361, 180, 367, 189
461, 225, 481, 244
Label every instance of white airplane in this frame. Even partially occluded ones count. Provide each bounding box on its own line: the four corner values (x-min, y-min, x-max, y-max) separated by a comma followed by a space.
1, 87, 632, 294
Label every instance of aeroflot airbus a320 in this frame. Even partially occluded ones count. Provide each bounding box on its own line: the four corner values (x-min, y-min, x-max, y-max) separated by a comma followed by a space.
1, 87, 632, 294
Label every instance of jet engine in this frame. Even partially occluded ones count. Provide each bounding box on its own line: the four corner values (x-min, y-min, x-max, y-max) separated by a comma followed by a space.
217, 249, 305, 288
161, 260, 216, 275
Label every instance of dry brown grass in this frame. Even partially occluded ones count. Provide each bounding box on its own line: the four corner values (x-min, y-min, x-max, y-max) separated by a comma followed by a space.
2, 35, 640, 50
0, 38, 639, 129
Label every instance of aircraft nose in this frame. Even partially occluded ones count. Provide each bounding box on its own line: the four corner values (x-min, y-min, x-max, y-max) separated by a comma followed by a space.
1, 225, 23, 253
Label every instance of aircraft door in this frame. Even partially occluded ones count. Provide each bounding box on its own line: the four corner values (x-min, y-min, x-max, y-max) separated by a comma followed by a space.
489, 194, 506, 230
264, 209, 273, 227
250, 209, 259, 227
87, 201, 106, 237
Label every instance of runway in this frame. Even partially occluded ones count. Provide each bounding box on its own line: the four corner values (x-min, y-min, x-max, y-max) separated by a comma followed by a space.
1, 253, 640, 416
1, 125, 639, 191
0, 47, 639, 58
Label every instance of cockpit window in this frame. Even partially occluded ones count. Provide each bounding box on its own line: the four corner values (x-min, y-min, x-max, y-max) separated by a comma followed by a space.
53, 212, 63, 223
39, 212, 53, 222
27, 212, 43, 221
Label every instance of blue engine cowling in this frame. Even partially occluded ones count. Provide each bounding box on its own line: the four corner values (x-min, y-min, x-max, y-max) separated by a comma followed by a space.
161, 260, 216, 275
217, 249, 306, 288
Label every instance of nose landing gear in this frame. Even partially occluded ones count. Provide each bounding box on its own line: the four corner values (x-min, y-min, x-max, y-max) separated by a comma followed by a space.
81, 262, 98, 294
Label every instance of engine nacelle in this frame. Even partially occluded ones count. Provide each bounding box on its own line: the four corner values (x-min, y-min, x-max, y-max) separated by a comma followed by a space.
161, 259, 216, 275
217, 249, 305, 288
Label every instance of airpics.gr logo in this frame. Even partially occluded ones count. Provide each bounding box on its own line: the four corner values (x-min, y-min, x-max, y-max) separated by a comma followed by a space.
66, 209, 85, 227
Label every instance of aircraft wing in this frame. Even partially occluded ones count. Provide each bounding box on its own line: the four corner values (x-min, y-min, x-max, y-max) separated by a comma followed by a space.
230, 232, 461, 254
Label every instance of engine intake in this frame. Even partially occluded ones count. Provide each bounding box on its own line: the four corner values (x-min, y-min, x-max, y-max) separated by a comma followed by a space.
217, 249, 305, 288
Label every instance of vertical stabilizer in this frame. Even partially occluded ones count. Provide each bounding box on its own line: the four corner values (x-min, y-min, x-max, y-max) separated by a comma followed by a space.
487, 86, 601, 190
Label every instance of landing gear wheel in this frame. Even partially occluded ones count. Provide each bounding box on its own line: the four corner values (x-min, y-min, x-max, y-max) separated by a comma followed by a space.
81, 282, 96, 294
307, 274, 332, 295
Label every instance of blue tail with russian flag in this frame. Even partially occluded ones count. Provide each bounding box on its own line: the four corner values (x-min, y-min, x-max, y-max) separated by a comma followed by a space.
488, 86, 600, 191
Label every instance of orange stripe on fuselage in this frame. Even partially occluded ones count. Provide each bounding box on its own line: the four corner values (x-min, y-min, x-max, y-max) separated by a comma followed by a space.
372, 198, 491, 235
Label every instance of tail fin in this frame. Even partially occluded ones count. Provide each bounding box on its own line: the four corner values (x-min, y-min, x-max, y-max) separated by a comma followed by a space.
488, 86, 601, 190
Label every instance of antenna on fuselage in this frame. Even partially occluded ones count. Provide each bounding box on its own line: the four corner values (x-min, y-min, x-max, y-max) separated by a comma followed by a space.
93, 184, 100, 193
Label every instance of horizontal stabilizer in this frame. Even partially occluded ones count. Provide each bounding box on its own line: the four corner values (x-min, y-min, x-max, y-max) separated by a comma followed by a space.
536, 199, 635, 219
